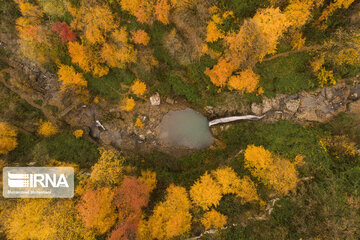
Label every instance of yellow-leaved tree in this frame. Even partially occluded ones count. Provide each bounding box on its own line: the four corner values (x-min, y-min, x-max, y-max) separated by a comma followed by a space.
37, 121, 58, 137
211, 167, 259, 203
227, 69, 260, 93
90, 148, 124, 187
244, 145, 301, 194
68, 41, 109, 77
119, 0, 154, 24
131, 79, 147, 95
190, 172, 222, 210
139, 170, 157, 192
121, 97, 136, 111
100, 28, 137, 69
57, 64, 87, 91
0, 122, 18, 154
143, 185, 192, 240
314, 0, 355, 30
206, 7, 290, 90
71, 1, 117, 44
5, 199, 95, 240
201, 209, 227, 230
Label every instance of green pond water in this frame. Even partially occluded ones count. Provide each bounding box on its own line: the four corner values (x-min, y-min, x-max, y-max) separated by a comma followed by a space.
159, 108, 215, 149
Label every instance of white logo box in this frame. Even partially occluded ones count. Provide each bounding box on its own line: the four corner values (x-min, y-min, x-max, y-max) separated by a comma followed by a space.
3, 167, 74, 198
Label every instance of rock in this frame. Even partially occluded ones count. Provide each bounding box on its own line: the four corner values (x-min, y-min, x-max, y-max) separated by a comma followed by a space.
165, 97, 175, 104
285, 99, 300, 113
325, 87, 334, 100
99, 131, 113, 145
150, 93, 161, 106
251, 103, 263, 115
348, 100, 360, 114
89, 126, 100, 139
204, 106, 214, 115
262, 98, 280, 113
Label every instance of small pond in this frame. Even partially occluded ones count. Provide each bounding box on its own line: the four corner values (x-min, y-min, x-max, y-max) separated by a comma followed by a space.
158, 108, 215, 149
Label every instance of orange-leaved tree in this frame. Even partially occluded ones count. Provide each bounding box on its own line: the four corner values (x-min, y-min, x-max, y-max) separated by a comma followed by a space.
77, 188, 117, 235
131, 29, 150, 46
68, 41, 109, 77
109, 176, 151, 240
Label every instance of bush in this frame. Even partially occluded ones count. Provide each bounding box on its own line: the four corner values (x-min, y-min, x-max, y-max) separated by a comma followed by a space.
168, 72, 201, 105
42, 133, 99, 168
219, 0, 269, 19
255, 53, 317, 97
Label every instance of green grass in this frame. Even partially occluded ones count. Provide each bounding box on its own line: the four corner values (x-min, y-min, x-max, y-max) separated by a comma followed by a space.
41, 133, 100, 168
128, 121, 333, 192
6, 132, 100, 168
85, 67, 135, 102
7, 133, 39, 164
218, 0, 269, 19
255, 52, 317, 97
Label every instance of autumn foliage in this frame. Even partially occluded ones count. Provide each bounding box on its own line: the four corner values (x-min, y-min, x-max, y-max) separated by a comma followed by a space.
201, 209, 227, 230
227, 69, 260, 93
109, 177, 151, 240
0, 122, 18, 154
244, 145, 301, 194
144, 185, 192, 240
90, 148, 124, 187
57, 64, 87, 91
37, 121, 58, 137
131, 29, 150, 46
51, 22, 76, 43
131, 79, 147, 95
190, 172, 222, 210
121, 97, 136, 111
78, 188, 117, 234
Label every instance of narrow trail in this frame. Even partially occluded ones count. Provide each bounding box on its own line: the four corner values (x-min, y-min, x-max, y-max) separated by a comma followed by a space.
0, 68, 57, 122
262, 45, 323, 62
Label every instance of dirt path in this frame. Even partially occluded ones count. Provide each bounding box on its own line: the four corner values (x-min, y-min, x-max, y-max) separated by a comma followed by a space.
0, 68, 58, 122
262, 45, 323, 62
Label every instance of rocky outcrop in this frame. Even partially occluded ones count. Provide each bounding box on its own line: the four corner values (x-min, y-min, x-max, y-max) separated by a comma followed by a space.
248, 80, 360, 123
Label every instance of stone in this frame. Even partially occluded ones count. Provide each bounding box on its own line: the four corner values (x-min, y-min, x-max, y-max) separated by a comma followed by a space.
325, 87, 334, 100
285, 99, 300, 113
262, 98, 280, 113
251, 103, 263, 115
165, 97, 175, 104
99, 131, 113, 145
348, 100, 360, 114
150, 92, 161, 106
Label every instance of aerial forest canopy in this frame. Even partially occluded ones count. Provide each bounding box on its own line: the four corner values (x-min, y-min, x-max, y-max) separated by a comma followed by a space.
0, 0, 360, 239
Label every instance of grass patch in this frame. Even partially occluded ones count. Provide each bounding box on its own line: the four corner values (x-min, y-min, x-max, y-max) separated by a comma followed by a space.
7, 133, 39, 164
85, 68, 135, 102
218, 0, 269, 19
255, 52, 317, 97
41, 133, 100, 168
